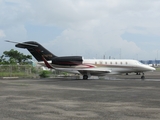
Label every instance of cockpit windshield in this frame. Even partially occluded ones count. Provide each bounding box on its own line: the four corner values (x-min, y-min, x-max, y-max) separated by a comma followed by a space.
136, 61, 143, 65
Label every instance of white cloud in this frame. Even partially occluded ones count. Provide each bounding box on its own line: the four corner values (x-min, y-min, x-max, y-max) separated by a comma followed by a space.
1, 0, 160, 59
0, 0, 32, 26
0, 30, 6, 38
41, 0, 160, 59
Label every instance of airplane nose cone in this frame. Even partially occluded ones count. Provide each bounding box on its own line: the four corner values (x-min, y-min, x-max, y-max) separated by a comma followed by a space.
143, 65, 156, 71
151, 67, 156, 71
148, 66, 156, 71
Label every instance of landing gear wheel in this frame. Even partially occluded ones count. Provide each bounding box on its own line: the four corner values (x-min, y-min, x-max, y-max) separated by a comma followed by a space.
83, 75, 88, 80
141, 72, 145, 80
141, 76, 145, 80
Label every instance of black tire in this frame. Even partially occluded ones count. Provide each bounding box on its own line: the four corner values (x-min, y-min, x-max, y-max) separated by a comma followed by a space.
141, 76, 145, 80
83, 75, 88, 80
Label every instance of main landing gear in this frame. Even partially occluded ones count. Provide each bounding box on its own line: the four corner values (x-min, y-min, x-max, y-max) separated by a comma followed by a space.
83, 75, 88, 80
136, 72, 141, 75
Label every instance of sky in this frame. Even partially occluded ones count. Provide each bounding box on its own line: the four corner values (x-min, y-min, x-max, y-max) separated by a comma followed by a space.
0, 0, 160, 60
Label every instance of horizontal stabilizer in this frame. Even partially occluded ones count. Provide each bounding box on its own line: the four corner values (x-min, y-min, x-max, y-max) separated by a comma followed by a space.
5, 40, 38, 47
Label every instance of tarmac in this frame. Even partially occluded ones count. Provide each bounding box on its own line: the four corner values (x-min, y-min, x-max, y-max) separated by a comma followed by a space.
0, 72, 160, 120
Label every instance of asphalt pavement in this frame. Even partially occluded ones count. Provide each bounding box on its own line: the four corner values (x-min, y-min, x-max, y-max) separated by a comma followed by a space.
0, 74, 160, 120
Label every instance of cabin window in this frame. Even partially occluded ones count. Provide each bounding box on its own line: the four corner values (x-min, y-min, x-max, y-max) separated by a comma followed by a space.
110, 62, 112, 64
115, 62, 117, 64
126, 62, 128, 65
100, 61, 102, 64
121, 62, 122, 64
105, 62, 107, 64
95, 62, 97, 65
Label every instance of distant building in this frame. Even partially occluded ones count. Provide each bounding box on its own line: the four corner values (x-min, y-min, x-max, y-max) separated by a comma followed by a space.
140, 60, 160, 66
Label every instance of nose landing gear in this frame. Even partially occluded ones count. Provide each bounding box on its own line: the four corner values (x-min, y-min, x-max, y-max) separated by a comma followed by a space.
141, 72, 145, 80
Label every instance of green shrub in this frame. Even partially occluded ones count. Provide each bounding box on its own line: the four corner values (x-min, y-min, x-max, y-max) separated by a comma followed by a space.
39, 70, 51, 78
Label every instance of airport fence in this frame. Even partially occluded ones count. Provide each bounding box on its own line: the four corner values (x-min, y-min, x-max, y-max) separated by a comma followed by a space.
0, 65, 41, 78
0, 65, 80, 78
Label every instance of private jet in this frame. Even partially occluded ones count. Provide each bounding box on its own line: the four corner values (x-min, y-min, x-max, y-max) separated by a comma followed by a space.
6, 40, 156, 80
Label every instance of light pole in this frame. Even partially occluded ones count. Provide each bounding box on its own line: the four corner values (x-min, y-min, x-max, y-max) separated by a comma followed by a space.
157, 50, 159, 60
120, 48, 121, 59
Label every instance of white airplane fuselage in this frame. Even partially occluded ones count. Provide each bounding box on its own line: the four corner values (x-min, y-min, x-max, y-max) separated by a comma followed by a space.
38, 58, 155, 77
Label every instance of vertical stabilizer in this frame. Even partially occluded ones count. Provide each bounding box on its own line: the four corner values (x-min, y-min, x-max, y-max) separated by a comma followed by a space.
15, 41, 56, 61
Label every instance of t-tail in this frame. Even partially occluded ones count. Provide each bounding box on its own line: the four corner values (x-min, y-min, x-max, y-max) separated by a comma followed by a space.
15, 41, 57, 61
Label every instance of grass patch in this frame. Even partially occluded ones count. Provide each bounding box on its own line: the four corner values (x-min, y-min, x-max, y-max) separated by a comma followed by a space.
0, 72, 36, 78
155, 67, 160, 71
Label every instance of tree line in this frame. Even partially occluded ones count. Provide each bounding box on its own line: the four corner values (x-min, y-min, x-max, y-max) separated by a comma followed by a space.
0, 49, 32, 65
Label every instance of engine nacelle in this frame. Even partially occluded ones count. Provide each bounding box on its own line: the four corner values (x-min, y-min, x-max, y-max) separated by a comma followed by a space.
52, 56, 83, 66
